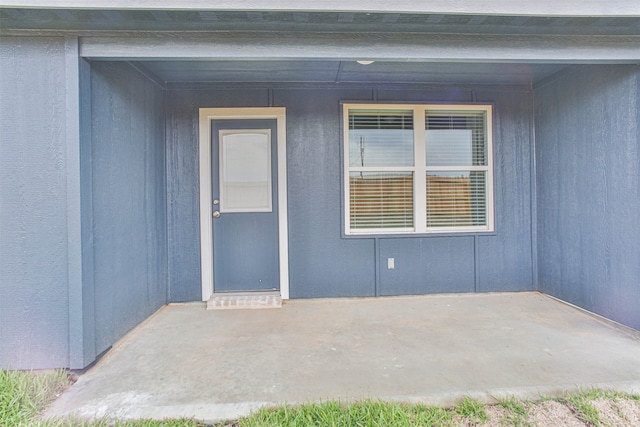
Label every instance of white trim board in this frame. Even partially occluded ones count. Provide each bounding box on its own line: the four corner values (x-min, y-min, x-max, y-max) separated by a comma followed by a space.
80, 34, 640, 63
198, 107, 289, 301
4, 1, 640, 17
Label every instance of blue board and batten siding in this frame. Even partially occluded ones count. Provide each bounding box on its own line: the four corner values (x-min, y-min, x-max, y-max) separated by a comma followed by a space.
535, 65, 640, 331
89, 62, 168, 356
2, 36, 639, 370
166, 85, 535, 300
166, 88, 274, 302
0, 36, 71, 369
0, 38, 168, 369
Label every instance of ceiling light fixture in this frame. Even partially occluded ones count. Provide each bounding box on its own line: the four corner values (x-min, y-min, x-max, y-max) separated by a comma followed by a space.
356, 60, 375, 65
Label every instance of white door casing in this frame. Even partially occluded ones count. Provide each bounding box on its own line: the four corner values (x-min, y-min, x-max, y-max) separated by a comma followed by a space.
198, 108, 289, 300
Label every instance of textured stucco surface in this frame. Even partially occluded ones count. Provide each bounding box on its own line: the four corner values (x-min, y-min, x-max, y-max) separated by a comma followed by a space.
535, 65, 640, 330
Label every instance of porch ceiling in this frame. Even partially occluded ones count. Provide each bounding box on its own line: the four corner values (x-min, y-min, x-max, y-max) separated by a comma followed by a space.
138, 59, 569, 85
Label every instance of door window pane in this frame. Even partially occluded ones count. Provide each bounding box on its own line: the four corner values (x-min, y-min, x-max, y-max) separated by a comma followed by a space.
220, 131, 271, 212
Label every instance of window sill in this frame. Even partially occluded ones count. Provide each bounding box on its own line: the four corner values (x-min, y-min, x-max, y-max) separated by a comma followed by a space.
342, 230, 497, 239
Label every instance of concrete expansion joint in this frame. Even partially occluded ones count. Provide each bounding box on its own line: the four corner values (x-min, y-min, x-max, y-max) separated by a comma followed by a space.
207, 292, 282, 310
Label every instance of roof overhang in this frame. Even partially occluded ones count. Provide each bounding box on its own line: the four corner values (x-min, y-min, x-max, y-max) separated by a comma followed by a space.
79, 32, 640, 63
2, 2, 639, 86
2, 0, 640, 17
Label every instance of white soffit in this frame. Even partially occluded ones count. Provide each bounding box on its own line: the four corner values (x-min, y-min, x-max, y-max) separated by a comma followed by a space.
2, 0, 640, 17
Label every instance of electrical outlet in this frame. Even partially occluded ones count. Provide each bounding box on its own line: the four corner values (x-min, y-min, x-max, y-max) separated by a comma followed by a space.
387, 257, 395, 269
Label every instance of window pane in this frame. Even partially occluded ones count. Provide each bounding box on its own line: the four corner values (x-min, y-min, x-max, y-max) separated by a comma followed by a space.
220, 131, 271, 212
426, 129, 473, 166
426, 112, 486, 166
426, 171, 486, 227
349, 110, 414, 167
350, 172, 413, 229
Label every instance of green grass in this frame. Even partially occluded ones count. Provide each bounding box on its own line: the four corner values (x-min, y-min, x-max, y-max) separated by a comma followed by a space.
3, 369, 640, 427
114, 420, 205, 427
233, 400, 455, 427
497, 396, 531, 427
454, 396, 488, 424
27, 418, 207, 427
0, 369, 70, 426
0, 370, 210, 427
559, 387, 637, 427
563, 396, 601, 426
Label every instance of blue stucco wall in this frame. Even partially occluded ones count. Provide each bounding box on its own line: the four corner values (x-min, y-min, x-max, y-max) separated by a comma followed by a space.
0, 37, 71, 369
166, 84, 535, 300
535, 65, 640, 330
89, 62, 168, 355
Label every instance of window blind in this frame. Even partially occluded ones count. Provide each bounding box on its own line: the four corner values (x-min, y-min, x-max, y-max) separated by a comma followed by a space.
426, 112, 487, 166
350, 172, 414, 229
349, 110, 414, 167
425, 111, 488, 228
426, 172, 487, 227
343, 104, 493, 235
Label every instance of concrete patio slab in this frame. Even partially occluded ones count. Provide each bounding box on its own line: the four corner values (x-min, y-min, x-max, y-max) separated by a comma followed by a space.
46, 292, 640, 423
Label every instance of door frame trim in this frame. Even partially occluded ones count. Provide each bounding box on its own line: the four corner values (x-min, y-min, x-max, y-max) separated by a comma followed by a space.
198, 107, 289, 301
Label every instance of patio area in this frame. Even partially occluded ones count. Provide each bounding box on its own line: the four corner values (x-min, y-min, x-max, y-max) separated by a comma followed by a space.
45, 292, 640, 423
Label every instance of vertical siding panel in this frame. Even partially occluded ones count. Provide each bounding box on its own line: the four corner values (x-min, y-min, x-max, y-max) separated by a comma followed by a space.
379, 237, 475, 295
0, 37, 70, 369
276, 88, 376, 298
165, 88, 270, 302
476, 89, 534, 292
535, 65, 640, 330
90, 62, 167, 355
374, 87, 534, 294
166, 84, 534, 299
79, 57, 97, 366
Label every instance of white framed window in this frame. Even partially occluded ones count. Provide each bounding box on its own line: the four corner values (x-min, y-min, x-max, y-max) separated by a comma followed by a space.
343, 103, 494, 235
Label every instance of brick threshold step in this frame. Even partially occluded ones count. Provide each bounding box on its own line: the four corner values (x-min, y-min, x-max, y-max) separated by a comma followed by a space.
207, 291, 282, 310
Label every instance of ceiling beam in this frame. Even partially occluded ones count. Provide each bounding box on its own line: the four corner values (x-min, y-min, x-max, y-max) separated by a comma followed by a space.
79, 32, 640, 63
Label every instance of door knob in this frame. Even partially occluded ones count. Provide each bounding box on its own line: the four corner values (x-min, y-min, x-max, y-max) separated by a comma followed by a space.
212, 211, 221, 218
